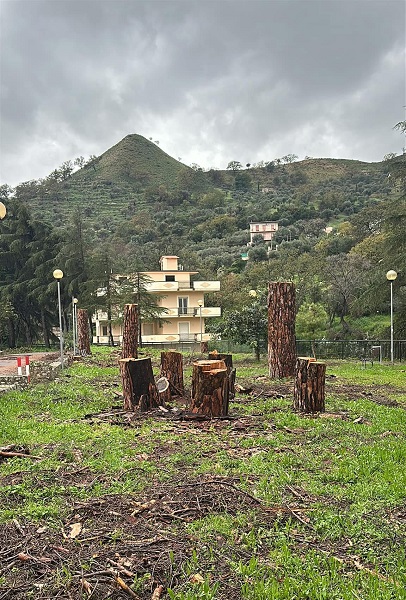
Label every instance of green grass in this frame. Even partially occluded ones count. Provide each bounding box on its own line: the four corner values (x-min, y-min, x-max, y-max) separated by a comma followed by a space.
1, 348, 405, 598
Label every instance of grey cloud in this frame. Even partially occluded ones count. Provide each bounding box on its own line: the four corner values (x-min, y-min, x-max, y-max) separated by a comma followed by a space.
1, 0, 404, 185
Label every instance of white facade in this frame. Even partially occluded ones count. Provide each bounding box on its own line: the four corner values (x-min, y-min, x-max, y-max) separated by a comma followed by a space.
93, 256, 221, 345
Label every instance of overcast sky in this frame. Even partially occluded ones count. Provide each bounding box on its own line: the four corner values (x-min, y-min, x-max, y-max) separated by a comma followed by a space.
1, 0, 405, 187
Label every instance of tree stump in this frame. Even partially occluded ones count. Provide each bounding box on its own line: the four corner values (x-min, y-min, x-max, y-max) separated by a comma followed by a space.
294, 357, 326, 413
77, 308, 91, 356
121, 304, 138, 359
120, 304, 139, 410
268, 282, 296, 378
208, 352, 236, 399
160, 351, 184, 404
191, 360, 229, 417
119, 357, 160, 412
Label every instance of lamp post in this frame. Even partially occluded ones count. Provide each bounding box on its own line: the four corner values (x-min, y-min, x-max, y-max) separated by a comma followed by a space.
72, 297, 78, 356
53, 269, 64, 370
386, 270, 397, 364
198, 299, 203, 343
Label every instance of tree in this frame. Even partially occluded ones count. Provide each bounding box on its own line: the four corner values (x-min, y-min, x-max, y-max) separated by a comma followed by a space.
235, 171, 252, 190
324, 253, 372, 336
212, 292, 267, 360
296, 302, 328, 356
226, 161, 242, 173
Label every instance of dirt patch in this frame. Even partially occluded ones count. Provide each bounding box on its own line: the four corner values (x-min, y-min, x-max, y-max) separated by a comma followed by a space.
0, 477, 279, 600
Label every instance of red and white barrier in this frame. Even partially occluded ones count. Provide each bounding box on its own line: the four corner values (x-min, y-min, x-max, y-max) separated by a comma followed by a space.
16, 356, 30, 382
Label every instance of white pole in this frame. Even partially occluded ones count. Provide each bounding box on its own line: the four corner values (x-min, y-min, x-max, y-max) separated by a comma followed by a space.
72, 297, 76, 356
199, 305, 203, 342
57, 280, 64, 370
390, 280, 394, 364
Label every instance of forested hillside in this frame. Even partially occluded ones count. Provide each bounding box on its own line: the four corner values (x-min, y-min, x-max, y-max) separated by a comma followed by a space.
0, 132, 405, 347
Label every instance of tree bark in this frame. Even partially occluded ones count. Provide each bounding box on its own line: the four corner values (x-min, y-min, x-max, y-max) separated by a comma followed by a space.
160, 351, 184, 404
121, 304, 138, 359
120, 304, 139, 410
294, 357, 326, 413
119, 357, 160, 412
191, 360, 229, 417
208, 352, 235, 399
77, 308, 91, 355
268, 282, 296, 378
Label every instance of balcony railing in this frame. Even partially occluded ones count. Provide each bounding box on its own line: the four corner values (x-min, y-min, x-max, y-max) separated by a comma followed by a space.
165, 307, 222, 317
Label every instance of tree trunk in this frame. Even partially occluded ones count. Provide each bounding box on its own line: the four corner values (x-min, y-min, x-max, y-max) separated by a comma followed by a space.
121, 304, 138, 359
191, 360, 229, 417
294, 357, 326, 413
41, 309, 50, 348
119, 357, 160, 412
7, 318, 15, 348
77, 308, 91, 355
120, 304, 139, 410
208, 352, 235, 399
160, 351, 184, 404
268, 282, 296, 378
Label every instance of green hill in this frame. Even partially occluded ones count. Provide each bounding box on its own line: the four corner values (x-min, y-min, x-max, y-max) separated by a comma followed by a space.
14, 134, 393, 270
75, 134, 190, 187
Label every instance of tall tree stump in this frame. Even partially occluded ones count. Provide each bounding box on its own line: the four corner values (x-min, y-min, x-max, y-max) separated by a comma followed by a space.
160, 351, 184, 404
121, 304, 138, 359
294, 357, 326, 413
120, 304, 139, 410
191, 360, 229, 417
77, 308, 91, 356
268, 282, 296, 378
119, 357, 160, 412
208, 352, 236, 399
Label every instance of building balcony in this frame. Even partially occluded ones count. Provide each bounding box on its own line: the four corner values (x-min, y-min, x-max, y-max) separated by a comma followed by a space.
164, 307, 221, 317
144, 281, 180, 292
193, 281, 221, 291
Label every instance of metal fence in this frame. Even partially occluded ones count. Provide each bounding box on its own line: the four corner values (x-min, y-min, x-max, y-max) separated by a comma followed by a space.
39, 337, 404, 361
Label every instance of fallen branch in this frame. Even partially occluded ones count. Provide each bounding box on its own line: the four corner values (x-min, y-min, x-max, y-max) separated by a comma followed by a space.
115, 574, 140, 598
0, 450, 41, 460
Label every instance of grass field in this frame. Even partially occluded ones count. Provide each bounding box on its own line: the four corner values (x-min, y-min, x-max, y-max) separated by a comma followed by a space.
0, 348, 405, 599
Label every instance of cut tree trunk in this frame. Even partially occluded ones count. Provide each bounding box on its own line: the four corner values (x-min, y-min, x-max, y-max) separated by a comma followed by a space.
77, 308, 91, 355
160, 351, 184, 404
120, 304, 139, 410
191, 360, 229, 417
294, 357, 326, 413
268, 282, 296, 378
208, 352, 236, 399
119, 357, 160, 412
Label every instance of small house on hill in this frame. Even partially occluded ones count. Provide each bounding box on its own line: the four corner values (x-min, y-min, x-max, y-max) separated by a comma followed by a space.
248, 221, 278, 245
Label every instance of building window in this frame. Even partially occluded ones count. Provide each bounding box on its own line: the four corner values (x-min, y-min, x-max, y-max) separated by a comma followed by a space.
102, 325, 108, 336
165, 275, 175, 282
178, 297, 188, 315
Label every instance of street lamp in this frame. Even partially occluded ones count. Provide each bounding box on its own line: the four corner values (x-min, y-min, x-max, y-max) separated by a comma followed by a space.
197, 299, 203, 343
386, 270, 397, 364
53, 269, 64, 370
249, 290, 257, 299
0, 202, 6, 220
72, 297, 78, 356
